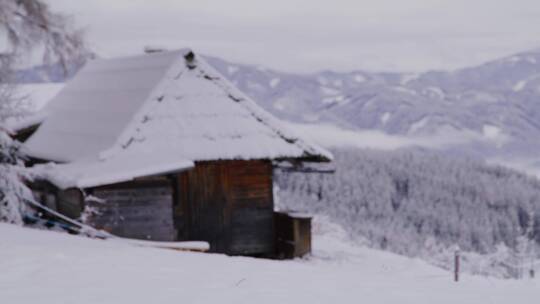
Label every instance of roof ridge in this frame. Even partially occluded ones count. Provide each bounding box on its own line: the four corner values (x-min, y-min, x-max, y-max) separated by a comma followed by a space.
95, 48, 191, 63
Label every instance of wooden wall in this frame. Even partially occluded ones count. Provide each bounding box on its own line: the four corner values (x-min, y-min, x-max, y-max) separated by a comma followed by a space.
85, 178, 176, 241
174, 160, 275, 255
44, 160, 275, 255
56, 188, 84, 219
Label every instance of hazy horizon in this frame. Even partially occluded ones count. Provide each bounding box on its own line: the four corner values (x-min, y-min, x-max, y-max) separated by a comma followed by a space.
47, 0, 540, 73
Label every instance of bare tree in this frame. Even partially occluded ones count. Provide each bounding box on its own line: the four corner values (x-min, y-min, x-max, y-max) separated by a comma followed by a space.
0, 0, 85, 70
0, 0, 85, 224
0, 0, 86, 119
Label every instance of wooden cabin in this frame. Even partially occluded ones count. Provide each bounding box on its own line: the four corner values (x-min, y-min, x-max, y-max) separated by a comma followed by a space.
23, 49, 332, 256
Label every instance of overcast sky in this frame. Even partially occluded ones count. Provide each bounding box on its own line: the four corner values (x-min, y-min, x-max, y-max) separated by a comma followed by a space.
48, 0, 540, 73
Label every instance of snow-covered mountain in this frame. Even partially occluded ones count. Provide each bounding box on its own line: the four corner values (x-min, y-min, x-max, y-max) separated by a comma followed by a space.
205, 50, 540, 162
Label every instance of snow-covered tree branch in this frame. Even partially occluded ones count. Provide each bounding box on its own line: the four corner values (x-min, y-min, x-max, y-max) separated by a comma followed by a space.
0, 0, 85, 224
0, 0, 85, 70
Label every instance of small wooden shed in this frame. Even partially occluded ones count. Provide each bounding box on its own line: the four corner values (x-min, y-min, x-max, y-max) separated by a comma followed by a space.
24, 49, 332, 256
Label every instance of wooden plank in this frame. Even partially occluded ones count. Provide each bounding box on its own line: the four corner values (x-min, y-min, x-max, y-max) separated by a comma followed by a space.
117, 238, 210, 252
229, 206, 274, 255
56, 188, 84, 219
87, 182, 176, 241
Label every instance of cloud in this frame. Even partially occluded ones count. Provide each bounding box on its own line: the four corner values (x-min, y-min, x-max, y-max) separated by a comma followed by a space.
47, 0, 540, 72
285, 122, 502, 151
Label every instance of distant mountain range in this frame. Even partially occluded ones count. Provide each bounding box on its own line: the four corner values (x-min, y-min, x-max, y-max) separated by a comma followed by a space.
206, 51, 540, 161
17, 49, 540, 169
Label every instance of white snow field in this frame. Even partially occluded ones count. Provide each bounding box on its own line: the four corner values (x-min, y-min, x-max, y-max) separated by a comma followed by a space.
1, 221, 538, 304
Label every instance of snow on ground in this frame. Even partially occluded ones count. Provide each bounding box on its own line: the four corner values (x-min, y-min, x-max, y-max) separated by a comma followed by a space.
483, 124, 501, 139
482, 124, 508, 148
322, 95, 347, 105
320, 86, 340, 95
400, 73, 420, 85
408, 116, 429, 134
392, 86, 417, 95
273, 101, 285, 111
1, 222, 538, 304
353, 74, 366, 83
512, 74, 540, 92
423, 86, 445, 99
269, 78, 280, 88
227, 65, 239, 75
380, 112, 391, 125
317, 76, 328, 85
513, 80, 528, 92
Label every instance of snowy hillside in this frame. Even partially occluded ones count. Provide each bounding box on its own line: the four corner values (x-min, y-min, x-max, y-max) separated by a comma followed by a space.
1, 222, 539, 304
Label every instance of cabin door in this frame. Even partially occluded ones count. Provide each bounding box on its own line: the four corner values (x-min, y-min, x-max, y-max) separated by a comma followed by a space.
174, 161, 275, 255
176, 163, 229, 252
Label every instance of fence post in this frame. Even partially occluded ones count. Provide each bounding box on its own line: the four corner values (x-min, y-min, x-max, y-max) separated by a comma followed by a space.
454, 248, 460, 282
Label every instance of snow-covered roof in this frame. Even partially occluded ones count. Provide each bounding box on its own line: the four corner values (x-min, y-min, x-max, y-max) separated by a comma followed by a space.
24, 49, 332, 163
33, 151, 194, 189
24, 51, 181, 162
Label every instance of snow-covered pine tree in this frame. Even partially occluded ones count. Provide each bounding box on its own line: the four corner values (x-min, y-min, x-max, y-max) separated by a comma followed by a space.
276, 147, 540, 277
0, 50, 33, 224
0, 0, 85, 224
0, 129, 32, 224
